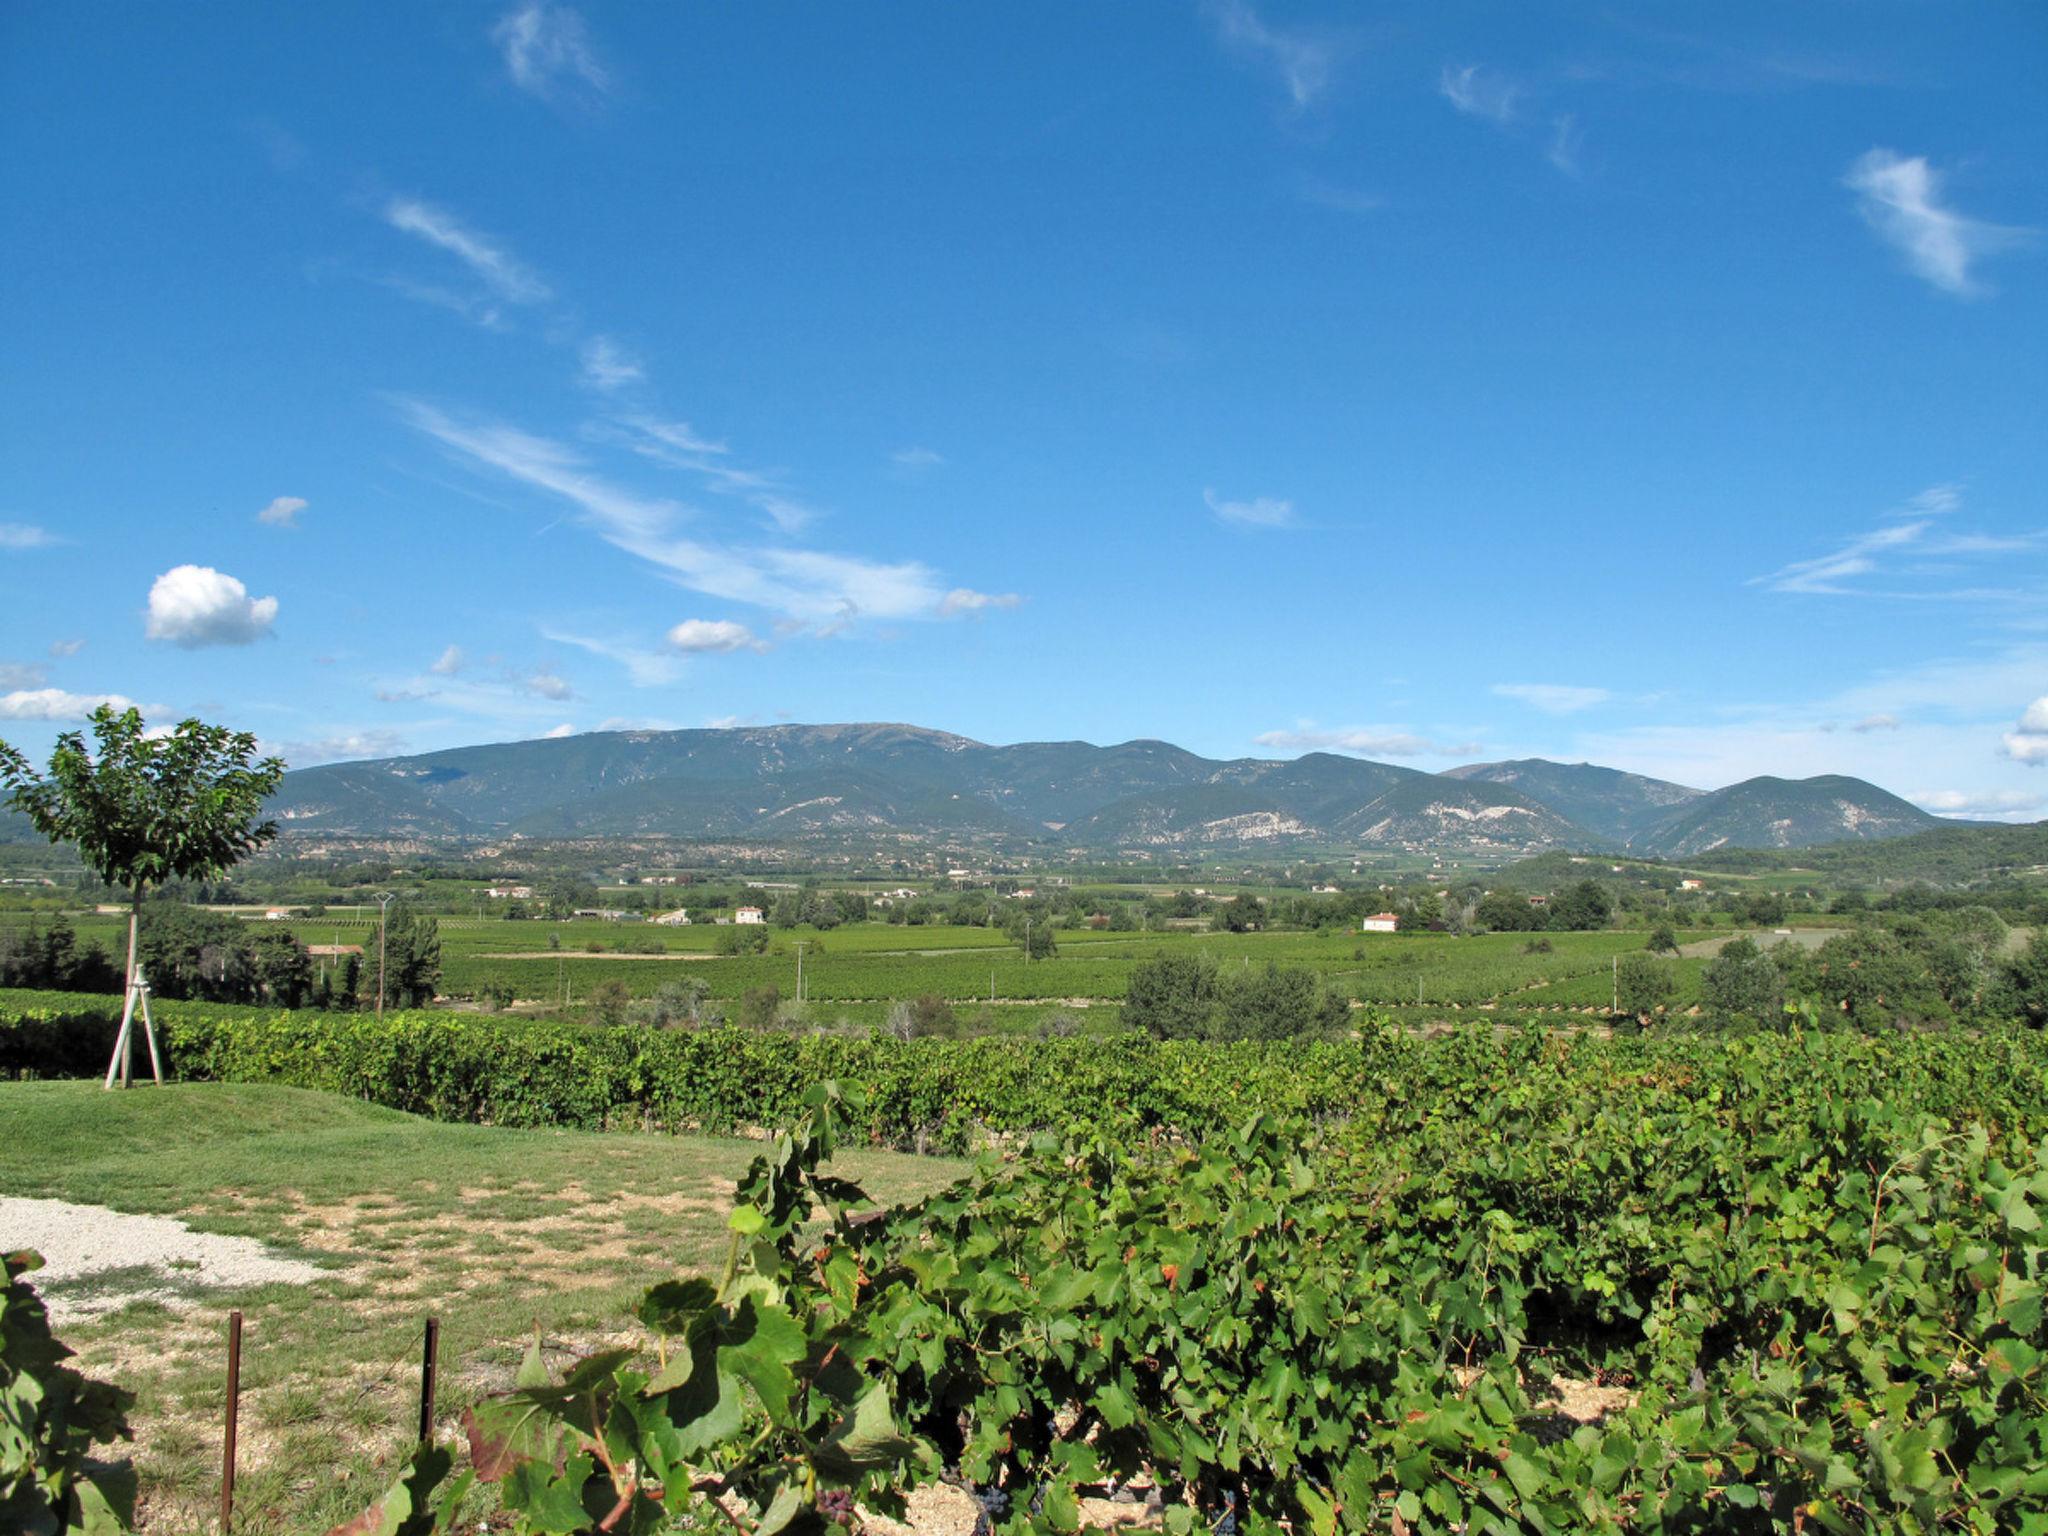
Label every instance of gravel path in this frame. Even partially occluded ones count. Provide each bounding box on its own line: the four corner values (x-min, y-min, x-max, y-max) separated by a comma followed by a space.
1, 1196, 329, 1322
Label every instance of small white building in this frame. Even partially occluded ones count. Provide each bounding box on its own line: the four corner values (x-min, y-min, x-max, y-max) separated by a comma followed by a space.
654, 909, 690, 926
1361, 913, 1399, 934
487, 885, 533, 900
734, 906, 765, 925
262, 907, 292, 921
1678, 879, 1704, 892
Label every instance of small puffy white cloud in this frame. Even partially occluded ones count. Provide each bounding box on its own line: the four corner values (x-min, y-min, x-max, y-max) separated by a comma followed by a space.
1439, 64, 1519, 123
0, 688, 141, 722
1844, 149, 2028, 297
430, 645, 465, 676
542, 722, 576, 739
144, 565, 279, 648
0, 523, 58, 550
493, 0, 609, 103
1204, 487, 1297, 529
257, 495, 307, 528
48, 639, 84, 657
1491, 682, 1611, 715
937, 588, 1023, 618
524, 669, 574, 700
2004, 696, 2048, 765
0, 662, 47, 690
579, 336, 642, 391
1255, 725, 1482, 758
665, 618, 766, 654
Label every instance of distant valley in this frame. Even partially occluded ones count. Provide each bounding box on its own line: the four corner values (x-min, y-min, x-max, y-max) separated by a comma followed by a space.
253, 722, 1962, 860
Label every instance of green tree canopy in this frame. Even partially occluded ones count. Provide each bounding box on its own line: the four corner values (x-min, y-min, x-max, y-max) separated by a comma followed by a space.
0, 707, 284, 907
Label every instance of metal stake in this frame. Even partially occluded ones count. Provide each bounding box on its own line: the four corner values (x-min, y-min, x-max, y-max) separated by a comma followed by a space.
221, 1311, 243, 1533
418, 1316, 440, 1443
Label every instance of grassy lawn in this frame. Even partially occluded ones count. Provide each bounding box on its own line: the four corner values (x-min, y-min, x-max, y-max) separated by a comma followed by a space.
0, 1081, 962, 1534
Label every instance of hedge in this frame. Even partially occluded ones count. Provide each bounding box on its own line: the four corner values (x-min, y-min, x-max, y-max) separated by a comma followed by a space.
6, 987, 2047, 1155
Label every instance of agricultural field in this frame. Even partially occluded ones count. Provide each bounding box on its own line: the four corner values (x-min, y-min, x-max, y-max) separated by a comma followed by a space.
6, 1021, 2045, 1533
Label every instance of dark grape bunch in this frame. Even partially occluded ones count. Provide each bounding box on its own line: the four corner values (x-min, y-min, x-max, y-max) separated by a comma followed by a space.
970, 1483, 1010, 1536
816, 1486, 856, 1525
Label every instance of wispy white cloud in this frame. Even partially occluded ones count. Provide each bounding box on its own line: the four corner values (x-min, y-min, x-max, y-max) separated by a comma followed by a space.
545, 627, 686, 685
665, 618, 767, 655
0, 663, 48, 690
1256, 724, 1482, 759
1753, 484, 2040, 598
606, 414, 818, 533
542, 723, 576, 739
401, 400, 996, 626
1439, 65, 1519, 123
48, 639, 84, 658
430, 645, 464, 676
1546, 114, 1583, 175
1290, 172, 1383, 214
891, 446, 944, 470
493, 1, 609, 105
0, 688, 144, 722
1204, 487, 1297, 530
0, 523, 59, 550
145, 565, 279, 647
276, 729, 408, 767
1206, 0, 1334, 110
384, 197, 551, 305
1492, 682, 1611, 714
937, 589, 1023, 618
1912, 787, 2042, 818
257, 495, 307, 528
1845, 149, 2029, 297
579, 336, 642, 391
1850, 713, 1900, 733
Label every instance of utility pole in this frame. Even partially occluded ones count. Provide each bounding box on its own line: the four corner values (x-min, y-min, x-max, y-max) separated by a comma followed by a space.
375, 892, 395, 1019
1612, 955, 1619, 1016
795, 940, 805, 1005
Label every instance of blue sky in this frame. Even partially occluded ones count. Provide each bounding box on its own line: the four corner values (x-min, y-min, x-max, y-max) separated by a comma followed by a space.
3, 2, 2045, 817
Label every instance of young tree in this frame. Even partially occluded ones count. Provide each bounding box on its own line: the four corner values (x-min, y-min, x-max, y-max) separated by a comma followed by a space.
1615, 953, 1675, 1023
1645, 922, 1680, 956
0, 707, 284, 1085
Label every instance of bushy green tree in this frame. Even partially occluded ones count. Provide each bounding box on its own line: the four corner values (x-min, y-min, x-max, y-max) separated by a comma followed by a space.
1547, 880, 1615, 932
1615, 953, 1674, 1021
1701, 937, 1781, 1023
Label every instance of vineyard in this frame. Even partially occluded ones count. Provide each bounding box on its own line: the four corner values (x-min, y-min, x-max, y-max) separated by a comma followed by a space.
18, 915, 1725, 1016
332, 1030, 2048, 1532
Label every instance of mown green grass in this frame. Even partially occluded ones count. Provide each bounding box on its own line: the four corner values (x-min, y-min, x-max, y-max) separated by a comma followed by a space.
0, 1081, 960, 1535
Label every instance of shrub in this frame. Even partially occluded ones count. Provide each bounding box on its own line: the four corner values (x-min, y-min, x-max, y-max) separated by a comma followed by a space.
1, 1250, 136, 1532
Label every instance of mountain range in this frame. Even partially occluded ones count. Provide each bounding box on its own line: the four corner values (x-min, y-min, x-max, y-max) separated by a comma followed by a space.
258, 722, 1956, 859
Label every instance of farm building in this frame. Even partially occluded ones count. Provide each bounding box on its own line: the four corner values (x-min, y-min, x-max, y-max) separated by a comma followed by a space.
735, 906, 766, 925
654, 909, 690, 926
1361, 913, 1399, 933
1678, 879, 1704, 891
486, 885, 533, 900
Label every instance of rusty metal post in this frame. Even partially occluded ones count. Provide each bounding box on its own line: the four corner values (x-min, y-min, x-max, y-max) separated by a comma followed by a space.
221, 1310, 243, 1533
418, 1316, 440, 1443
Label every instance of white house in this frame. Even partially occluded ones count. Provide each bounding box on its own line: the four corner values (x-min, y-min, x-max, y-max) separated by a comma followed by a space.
734, 906, 765, 925
1678, 879, 1704, 891
654, 909, 690, 926
1361, 913, 1399, 934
